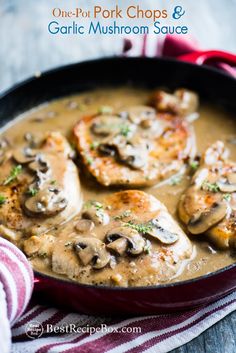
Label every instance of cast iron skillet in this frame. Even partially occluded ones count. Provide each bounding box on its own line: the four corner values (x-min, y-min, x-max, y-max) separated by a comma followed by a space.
0, 57, 236, 316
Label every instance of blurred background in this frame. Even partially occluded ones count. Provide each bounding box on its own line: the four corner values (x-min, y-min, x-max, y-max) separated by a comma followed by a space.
0, 0, 236, 92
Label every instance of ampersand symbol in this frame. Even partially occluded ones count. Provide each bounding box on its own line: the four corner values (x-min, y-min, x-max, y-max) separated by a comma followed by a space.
172, 6, 185, 20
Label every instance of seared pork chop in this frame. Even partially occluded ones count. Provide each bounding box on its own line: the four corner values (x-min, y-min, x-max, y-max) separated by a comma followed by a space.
0, 132, 82, 243
74, 104, 196, 187
49, 190, 193, 286
179, 141, 236, 249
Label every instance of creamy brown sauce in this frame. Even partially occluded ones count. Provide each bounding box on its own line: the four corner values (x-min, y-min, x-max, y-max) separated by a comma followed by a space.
0, 87, 236, 284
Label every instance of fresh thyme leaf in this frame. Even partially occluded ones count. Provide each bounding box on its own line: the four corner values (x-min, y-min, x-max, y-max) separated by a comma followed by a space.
202, 181, 220, 193
114, 210, 132, 220
123, 220, 153, 234
119, 124, 131, 137
169, 175, 182, 186
84, 200, 103, 211
90, 141, 100, 150
50, 180, 57, 185
85, 155, 93, 165
27, 187, 38, 197
98, 105, 113, 114
189, 160, 199, 171
0, 195, 6, 205
3, 165, 22, 185
223, 193, 231, 202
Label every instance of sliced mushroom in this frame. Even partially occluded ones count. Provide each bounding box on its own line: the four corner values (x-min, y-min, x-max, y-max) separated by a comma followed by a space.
23, 234, 55, 257
124, 106, 156, 125
91, 116, 122, 137
13, 147, 37, 164
187, 201, 228, 234
106, 226, 146, 255
74, 236, 110, 269
99, 135, 148, 170
75, 219, 95, 233
34, 170, 49, 188
217, 181, 236, 193
117, 142, 148, 170
82, 201, 110, 225
146, 219, 179, 244
29, 154, 50, 173
106, 237, 128, 256
98, 144, 116, 156
24, 186, 68, 217
217, 173, 236, 193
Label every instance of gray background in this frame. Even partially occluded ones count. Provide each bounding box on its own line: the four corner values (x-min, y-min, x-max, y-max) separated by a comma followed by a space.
1, 0, 236, 352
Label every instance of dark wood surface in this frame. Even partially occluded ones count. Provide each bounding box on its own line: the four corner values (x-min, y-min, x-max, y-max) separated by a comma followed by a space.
1, 1, 236, 352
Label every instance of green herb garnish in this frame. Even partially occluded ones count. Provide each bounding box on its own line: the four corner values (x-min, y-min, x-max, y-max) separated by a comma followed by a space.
223, 193, 231, 202
27, 187, 38, 197
114, 210, 132, 220
119, 124, 131, 137
169, 175, 182, 186
189, 160, 199, 171
90, 141, 100, 150
84, 200, 103, 211
86, 156, 93, 165
202, 181, 220, 193
123, 220, 153, 234
0, 195, 6, 205
3, 165, 22, 185
98, 105, 113, 114
50, 180, 57, 185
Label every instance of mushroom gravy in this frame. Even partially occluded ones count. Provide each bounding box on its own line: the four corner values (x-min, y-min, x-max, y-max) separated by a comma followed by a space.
0, 87, 235, 286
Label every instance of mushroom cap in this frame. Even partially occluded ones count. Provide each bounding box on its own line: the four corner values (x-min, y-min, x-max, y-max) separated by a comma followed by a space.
82, 201, 110, 226
187, 201, 228, 234
13, 147, 37, 164
74, 236, 110, 269
75, 219, 95, 233
123, 105, 156, 125
146, 219, 179, 244
24, 186, 68, 217
91, 115, 125, 137
106, 226, 146, 255
99, 135, 148, 170
217, 173, 236, 193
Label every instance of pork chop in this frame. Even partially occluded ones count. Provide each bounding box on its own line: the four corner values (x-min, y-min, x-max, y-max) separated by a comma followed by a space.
50, 190, 193, 286
0, 132, 82, 244
179, 141, 236, 249
74, 105, 196, 187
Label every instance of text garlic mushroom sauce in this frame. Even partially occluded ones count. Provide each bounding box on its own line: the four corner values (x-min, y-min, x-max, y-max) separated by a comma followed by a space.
0, 87, 235, 287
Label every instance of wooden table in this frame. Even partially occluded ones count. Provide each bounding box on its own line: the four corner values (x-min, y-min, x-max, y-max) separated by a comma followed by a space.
1, 1, 236, 352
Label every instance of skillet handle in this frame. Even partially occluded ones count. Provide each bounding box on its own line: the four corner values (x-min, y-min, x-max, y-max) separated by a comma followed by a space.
178, 50, 236, 78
